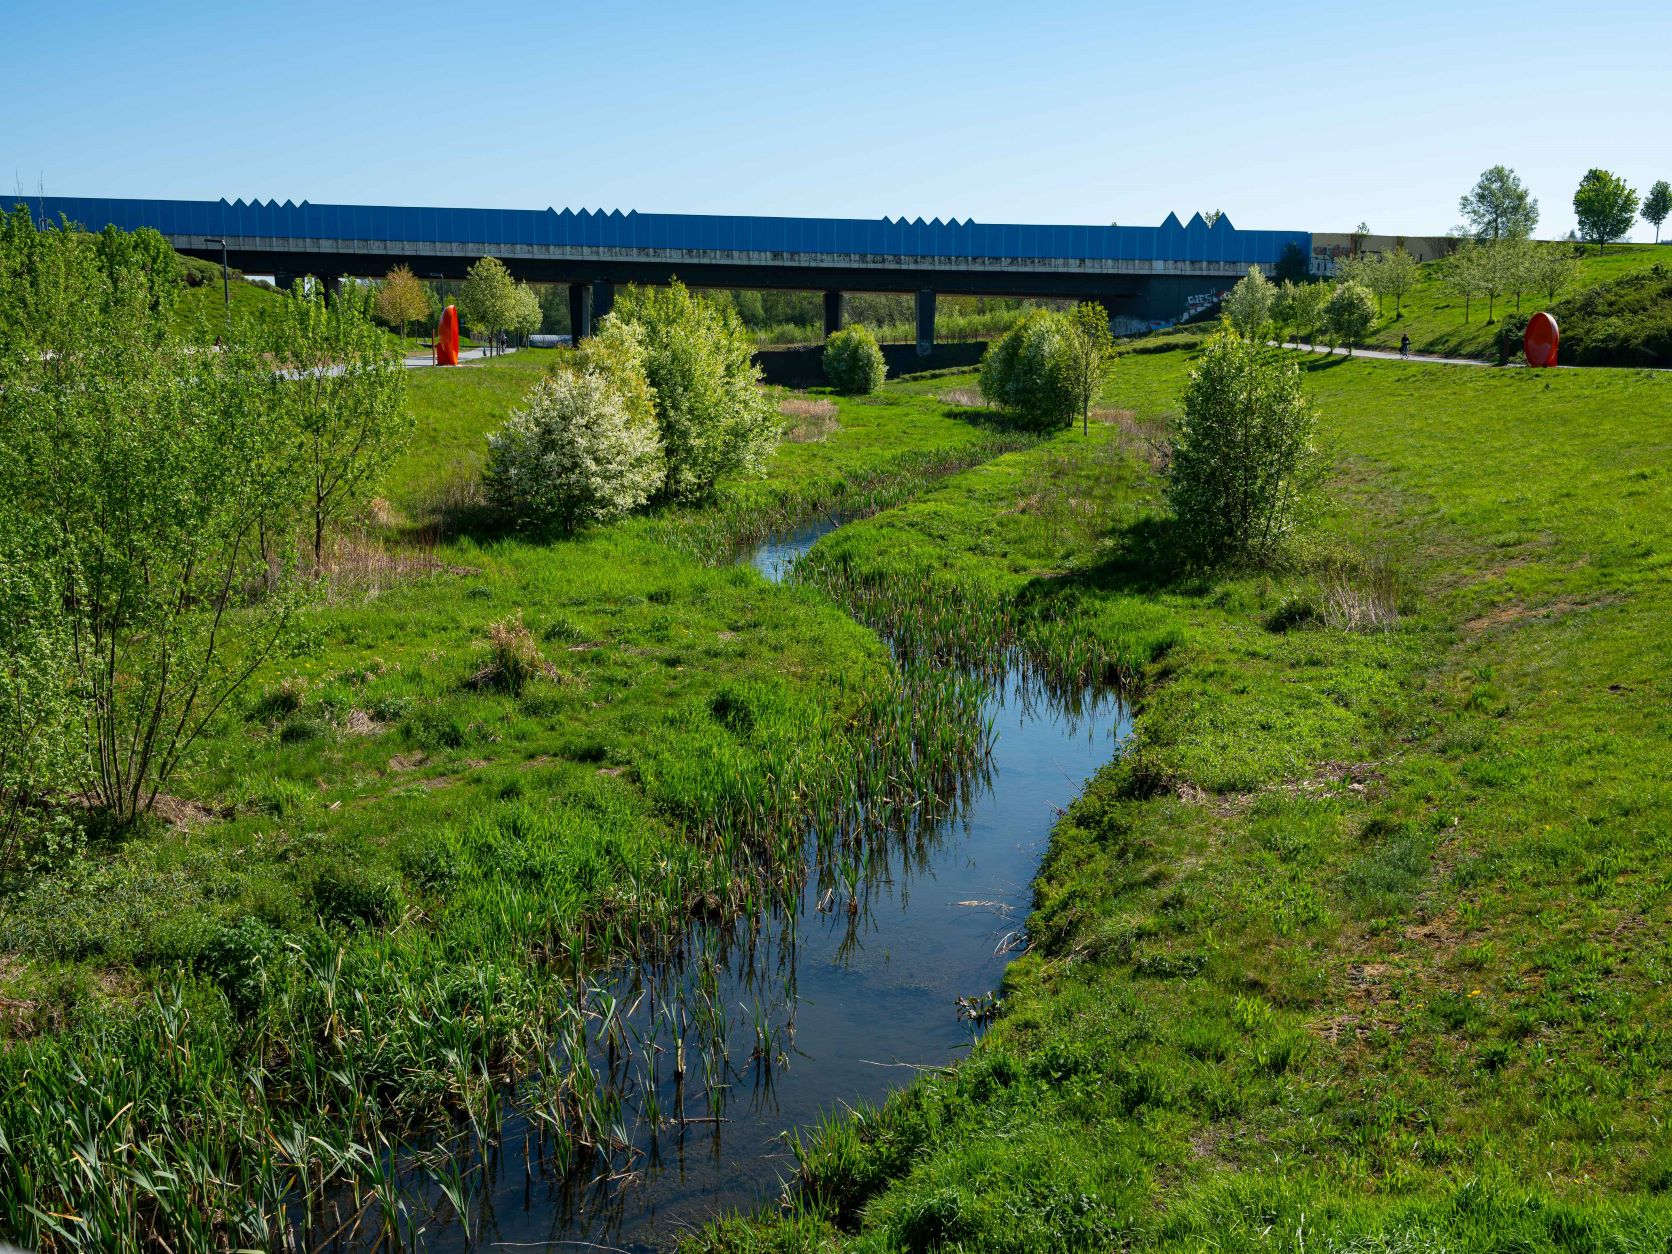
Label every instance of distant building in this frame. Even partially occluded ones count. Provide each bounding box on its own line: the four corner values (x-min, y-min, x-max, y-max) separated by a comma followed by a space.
1310, 232, 1454, 276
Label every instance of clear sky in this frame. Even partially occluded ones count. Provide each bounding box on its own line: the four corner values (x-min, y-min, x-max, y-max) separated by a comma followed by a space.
6, 0, 1668, 240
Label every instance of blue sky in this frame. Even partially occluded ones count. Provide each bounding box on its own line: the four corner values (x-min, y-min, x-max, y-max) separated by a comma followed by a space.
6, 0, 1668, 240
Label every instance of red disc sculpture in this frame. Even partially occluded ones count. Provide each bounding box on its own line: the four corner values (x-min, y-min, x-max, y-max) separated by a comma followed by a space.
435, 305, 460, 366
1524, 311, 1559, 368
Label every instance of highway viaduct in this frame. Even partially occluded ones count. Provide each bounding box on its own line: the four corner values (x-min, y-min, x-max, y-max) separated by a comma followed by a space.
24, 196, 1310, 350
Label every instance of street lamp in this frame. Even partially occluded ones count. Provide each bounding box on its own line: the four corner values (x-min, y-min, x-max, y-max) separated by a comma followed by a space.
203, 236, 230, 326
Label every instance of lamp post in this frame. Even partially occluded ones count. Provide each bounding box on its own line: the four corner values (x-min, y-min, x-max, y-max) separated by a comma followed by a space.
203, 237, 230, 329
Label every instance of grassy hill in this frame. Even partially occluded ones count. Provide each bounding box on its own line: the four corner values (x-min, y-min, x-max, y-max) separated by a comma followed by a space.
1360, 242, 1668, 360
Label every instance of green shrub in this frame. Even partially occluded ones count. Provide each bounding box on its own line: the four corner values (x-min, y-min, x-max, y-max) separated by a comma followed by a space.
197, 917, 283, 1017
483, 321, 664, 531
310, 862, 401, 929
822, 324, 887, 394
610, 281, 779, 503
1324, 280, 1377, 353
978, 309, 1078, 428
1166, 329, 1322, 565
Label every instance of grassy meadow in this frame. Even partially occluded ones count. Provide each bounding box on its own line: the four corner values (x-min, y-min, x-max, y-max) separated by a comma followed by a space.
1357, 242, 1669, 359
694, 351, 1672, 1249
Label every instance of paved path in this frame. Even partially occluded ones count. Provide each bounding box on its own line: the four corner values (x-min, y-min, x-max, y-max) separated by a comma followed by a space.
401, 346, 519, 369
1279, 341, 1490, 367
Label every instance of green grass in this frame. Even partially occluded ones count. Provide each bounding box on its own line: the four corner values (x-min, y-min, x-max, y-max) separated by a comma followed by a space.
1357, 242, 1669, 359
172, 276, 287, 334
0, 352, 1036, 1251
692, 349, 1672, 1250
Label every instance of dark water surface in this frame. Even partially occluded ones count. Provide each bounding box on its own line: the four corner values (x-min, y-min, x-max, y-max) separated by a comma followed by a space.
418, 516, 1129, 1251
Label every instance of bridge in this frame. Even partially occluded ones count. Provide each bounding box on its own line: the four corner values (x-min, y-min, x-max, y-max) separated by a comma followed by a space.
25, 196, 1309, 348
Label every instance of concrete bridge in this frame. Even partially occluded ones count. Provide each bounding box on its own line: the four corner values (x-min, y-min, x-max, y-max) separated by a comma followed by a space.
24, 196, 1309, 348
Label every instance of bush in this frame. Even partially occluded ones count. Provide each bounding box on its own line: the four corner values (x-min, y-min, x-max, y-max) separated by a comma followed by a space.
611, 281, 779, 503
197, 916, 283, 1017
310, 862, 401, 929
0, 516, 82, 874
822, 324, 886, 394
1222, 266, 1275, 340
1166, 329, 1322, 566
483, 320, 664, 530
978, 310, 1078, 428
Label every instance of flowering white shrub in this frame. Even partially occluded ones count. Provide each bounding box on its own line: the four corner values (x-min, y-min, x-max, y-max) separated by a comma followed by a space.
484, 327, 664, 530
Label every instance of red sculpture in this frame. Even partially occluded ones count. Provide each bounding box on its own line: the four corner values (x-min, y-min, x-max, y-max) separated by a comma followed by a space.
1524, 311, 1559, 368
435, 305, 460, 366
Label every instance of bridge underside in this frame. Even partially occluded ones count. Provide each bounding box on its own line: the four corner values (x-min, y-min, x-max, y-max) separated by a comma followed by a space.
183, 239, 1251, 339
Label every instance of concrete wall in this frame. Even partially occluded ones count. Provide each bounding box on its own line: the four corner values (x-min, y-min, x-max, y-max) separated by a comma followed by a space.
1311, 232, 1455, 272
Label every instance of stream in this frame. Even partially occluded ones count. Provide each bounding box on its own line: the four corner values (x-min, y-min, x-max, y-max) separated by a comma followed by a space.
414, 514, 1130, 1251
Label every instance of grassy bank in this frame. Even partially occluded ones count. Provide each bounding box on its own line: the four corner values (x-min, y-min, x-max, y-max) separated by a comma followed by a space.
1359, 242, 1667, 359
695, 351, 1672, 1249
0, 355, 1034, 1250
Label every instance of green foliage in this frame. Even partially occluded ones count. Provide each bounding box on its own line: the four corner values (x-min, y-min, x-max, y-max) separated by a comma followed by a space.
256, 283, 409, 565
1573, 167, 1639, 250
1324, 280, 1377, 351
0, 514, 82, 875
1222, 265, 1275, 340
1063, 302, 1116, 435
978, 309, 1079, 428
611, 280, 779, 503
1274, 241, 1310, 284
0, 212, 306, 823
1458, 164, 1539, 240
484, 322, 665, 530
1546, 264, 1672, 367
459, 255, 517, 348
822, 323, 886, 395
1166, 329, 1321, 565
373, 263, 431, 340
1641, 179, 1671, 243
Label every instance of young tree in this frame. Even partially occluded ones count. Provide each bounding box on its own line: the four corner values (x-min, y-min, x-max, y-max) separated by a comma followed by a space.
1063, 301, 1116, 436
1202, 209, 1224, 227
823, 323, 887, 395
1222, 266, 1276, 341
484, 320, 664, 530
375, 263, 430, 342
1289, 281, 1330, 347
509, 281, 543, 347
1573, 168, 1639, 251
1459, 165, 1540, 240
259, 283, 410, 568
611, 281, 779, 503
1527, 241, 1581, 305
1350, 222, 1370, 257
1380, 247, 1419, 317
1324, 281, 1376, 354
0, 217, 306, 822
1445, 241, 1483, 323
978, 309, 1078, 428
1166, 329, 1321, 566
1274, 242, 1311, 284
1642, 179, 1672, 244
460, 256, 517, 351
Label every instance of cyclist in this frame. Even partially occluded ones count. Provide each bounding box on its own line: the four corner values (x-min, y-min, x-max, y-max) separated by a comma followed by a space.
1400, 332, 1411, 359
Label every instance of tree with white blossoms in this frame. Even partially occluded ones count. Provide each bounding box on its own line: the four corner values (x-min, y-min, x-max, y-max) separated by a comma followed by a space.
483, 319, 665, 531
1380, 248, 1419, 318
1222, 265, 1276, 340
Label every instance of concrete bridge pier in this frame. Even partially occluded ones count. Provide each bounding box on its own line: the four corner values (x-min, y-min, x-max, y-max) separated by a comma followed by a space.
592, 280, 615, 324
273, 272, 296, 292
823, 291, 844, 338
568, 282, 593, 341
915, 289, 936, 356
320, 274, 343, 305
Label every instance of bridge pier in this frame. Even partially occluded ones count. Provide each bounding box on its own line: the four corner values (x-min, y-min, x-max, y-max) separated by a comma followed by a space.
272, 272, 296, 292
568, 282, 593, 341
321, 274, 343, 305
914, 289, 936, 357
592, 280, 615, 324
823, 291, 844, 338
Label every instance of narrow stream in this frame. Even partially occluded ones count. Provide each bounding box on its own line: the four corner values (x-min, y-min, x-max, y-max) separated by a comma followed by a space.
413, 516, 1130, 1251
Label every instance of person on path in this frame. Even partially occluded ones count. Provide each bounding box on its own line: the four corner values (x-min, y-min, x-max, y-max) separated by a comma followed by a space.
1400, 332, 1411, 359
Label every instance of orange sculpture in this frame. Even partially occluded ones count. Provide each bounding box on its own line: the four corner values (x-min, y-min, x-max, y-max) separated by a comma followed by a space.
435, 305, 460, 366
1524, 311, 1559, 368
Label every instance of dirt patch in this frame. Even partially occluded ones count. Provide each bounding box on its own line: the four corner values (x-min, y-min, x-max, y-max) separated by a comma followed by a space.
151, 793, 231, 830
388, 752, 428, 773
343, 709, 386, 736
597, 766, 628, 778
1463, 595, 1612, 633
